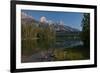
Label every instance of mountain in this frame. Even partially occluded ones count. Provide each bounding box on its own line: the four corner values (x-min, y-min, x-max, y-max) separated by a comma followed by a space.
21, 12, 80, 32
21, 12, 34, 19
53, 23, 80, 32
62, 25, 80, 32
21, 12, 39, 25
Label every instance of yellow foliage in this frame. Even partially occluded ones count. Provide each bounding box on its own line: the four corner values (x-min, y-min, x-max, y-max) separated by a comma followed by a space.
54, 49, 84, 60
65, 51, 84, 60
54, 49, 65, 60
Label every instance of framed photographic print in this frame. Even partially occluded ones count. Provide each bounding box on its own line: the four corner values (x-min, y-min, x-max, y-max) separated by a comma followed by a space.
11, 0, 97, 72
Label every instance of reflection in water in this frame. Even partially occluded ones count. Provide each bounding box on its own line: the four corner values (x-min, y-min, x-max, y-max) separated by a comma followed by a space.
55, 40, 83, 48
22, 38, 83, 56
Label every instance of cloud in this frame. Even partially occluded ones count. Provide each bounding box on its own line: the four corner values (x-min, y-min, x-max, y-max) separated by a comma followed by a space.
40, 16, 47, 23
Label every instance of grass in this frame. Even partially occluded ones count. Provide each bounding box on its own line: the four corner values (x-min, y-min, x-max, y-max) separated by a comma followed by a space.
53, 46, 90, 61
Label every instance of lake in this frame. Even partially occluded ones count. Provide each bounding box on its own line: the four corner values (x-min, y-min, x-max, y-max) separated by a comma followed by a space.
55, 40, 83, 48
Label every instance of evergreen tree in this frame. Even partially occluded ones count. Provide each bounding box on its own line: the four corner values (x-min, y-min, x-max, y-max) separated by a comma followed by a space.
81, 13, 90, 48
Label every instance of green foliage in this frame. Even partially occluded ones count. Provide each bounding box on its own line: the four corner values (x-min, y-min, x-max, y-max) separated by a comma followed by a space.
81, 13, 90, 48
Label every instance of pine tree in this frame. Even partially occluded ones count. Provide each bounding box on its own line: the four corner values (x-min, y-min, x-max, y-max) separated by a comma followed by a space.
81, 13, 90, 48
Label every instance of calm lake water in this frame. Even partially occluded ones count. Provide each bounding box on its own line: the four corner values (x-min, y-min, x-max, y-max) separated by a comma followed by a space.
22, 39, 83, 50
55, 40, 83, 48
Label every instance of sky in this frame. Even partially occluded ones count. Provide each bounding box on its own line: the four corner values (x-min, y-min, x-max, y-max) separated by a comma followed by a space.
22, 10, 84, 30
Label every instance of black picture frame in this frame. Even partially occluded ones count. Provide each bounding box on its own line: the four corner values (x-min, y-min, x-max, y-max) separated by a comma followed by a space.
10, 0, 97, 73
